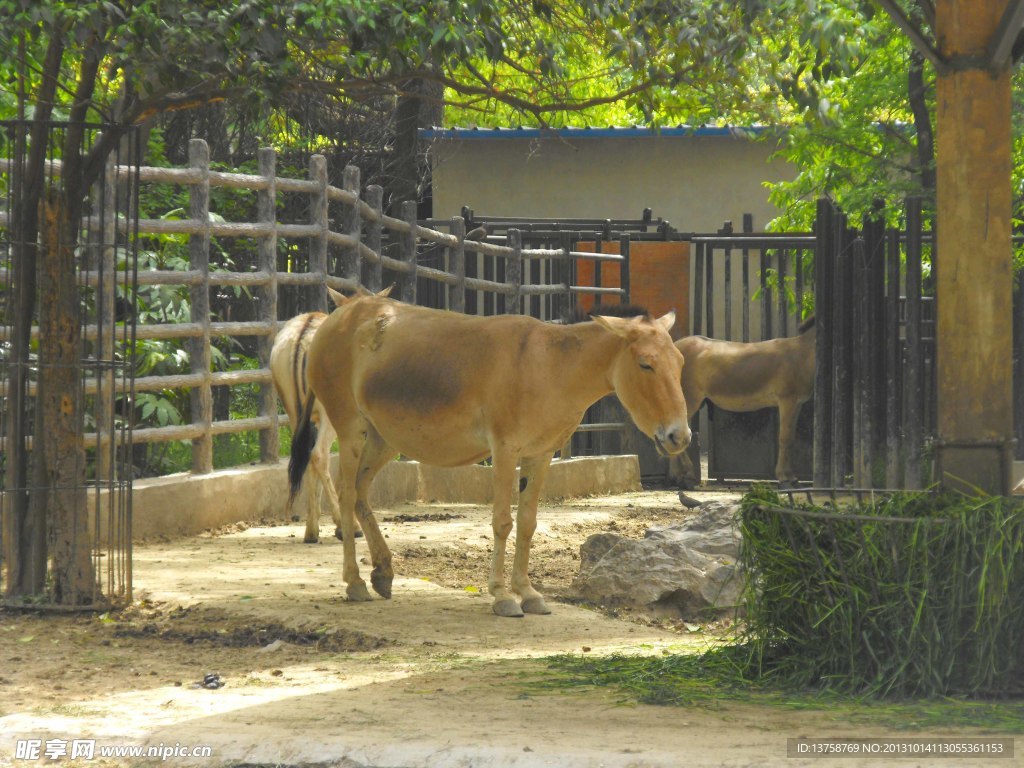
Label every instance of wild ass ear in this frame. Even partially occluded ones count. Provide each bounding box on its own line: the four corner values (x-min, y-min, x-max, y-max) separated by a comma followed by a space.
656, 311, 676, 333
589, 313, 634, 337
378, 284, 395, 298
328, 287, 350, 307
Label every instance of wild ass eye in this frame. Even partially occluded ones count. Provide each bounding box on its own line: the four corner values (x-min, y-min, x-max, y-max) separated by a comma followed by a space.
638, 360, 654, 371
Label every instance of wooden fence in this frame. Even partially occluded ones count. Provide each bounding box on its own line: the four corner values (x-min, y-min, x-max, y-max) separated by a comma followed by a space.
1, 138, 630, 476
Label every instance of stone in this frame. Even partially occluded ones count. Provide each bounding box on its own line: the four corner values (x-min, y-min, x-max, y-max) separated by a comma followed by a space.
572, 501, 743, 620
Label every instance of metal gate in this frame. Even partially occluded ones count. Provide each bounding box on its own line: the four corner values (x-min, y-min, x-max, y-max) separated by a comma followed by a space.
690, 218, 816, 483
1, 121, 138, 608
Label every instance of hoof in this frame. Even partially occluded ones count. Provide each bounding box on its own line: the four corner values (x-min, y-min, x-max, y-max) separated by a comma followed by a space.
492, 599, 524, 618
521, 597, 551, 615
334, 527, 365, 541
346, 582, 373, 602
370, 569, 393, 599
678, 491, 702, 508
303, 533, 319, 544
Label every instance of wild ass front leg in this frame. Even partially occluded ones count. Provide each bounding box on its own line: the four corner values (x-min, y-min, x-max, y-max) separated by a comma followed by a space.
775, 400, 802, 489
512, 454, 554, 615
354, 426, 395, 598
489, 449, 523, 617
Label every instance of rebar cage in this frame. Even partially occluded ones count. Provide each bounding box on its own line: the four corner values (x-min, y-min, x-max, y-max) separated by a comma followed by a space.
1, 121, 139, 609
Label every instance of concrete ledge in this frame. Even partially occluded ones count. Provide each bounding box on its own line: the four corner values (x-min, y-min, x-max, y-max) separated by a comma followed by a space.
131, 455, 641, 541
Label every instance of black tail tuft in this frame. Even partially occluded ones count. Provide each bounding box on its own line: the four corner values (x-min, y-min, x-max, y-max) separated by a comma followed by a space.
288, 394, 318, 500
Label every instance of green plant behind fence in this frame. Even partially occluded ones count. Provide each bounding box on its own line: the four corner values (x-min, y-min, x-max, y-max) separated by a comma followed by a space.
739, 486, 1024, 698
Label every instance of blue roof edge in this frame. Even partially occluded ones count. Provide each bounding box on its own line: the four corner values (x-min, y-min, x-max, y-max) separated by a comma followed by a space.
419, 125, 770, 140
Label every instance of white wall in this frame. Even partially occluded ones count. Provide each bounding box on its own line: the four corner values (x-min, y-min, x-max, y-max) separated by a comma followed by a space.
427, 130, 797, 234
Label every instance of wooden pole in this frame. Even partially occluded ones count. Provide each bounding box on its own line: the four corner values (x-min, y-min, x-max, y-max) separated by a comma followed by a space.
934, 0, 1014, 494
188, 139, 213, 474
256, 148, 279, 465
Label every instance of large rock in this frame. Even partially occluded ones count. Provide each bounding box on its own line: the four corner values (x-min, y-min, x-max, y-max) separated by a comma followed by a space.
572, 501, 742, 619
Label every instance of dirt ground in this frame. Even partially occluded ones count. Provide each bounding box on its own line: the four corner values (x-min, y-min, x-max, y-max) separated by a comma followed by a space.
0, 488, 1017, 767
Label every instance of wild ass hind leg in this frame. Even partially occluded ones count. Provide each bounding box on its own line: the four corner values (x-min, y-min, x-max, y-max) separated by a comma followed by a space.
303, 426, 340, 543
488, 448, 523, 618
512, 454, 554, 615
333, 423, 372, 602
775, 399, 802, 489
353, 426, 395, 599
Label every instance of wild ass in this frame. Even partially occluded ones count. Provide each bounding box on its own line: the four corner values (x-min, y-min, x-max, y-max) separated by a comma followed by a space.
271, 287, 388, 542
289, 297, 690, 617
670, 316, 815, 490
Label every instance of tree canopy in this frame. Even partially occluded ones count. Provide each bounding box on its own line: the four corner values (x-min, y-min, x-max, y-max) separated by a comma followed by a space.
3, 0, 1020, 226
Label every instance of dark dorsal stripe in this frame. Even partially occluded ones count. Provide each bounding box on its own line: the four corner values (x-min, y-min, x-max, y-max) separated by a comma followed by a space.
561, 303, 651, 325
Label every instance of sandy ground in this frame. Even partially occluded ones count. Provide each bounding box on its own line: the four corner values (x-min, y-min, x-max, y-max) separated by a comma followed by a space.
0, 488, 1017, 767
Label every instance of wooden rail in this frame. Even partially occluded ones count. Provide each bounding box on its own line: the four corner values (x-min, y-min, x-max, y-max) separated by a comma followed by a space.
0, 140, 627, 473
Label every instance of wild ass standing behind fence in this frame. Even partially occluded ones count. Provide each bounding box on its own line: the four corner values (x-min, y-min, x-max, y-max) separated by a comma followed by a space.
669, 316, 816, 492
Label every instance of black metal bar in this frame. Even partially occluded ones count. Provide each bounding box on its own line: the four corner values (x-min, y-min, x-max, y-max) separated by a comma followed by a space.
742, 213, 753, 342
705, 239, 714, 338
722, 220, 733, 340
692, 240, 705, 335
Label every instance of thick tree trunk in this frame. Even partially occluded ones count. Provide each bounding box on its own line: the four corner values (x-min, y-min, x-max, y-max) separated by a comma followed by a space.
934, 0, 1014, 494
388, 77, 444, 214
31, 190, 95, 604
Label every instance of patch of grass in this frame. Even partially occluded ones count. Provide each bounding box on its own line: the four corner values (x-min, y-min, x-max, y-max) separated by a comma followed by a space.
534, 650, 1024, 732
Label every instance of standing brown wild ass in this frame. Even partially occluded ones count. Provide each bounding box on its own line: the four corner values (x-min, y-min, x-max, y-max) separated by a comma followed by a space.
670, 316, 815, 490
290, 296, 690, 617
271, 288, 390, 542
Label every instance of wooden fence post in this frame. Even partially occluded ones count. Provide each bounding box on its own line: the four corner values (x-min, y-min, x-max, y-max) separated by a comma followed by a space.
341, 165, 361, 285
257, 147, 279, 464
449, 216, 466, 313
904, 197, 924, 489
813, 198, 834, 486
506, 228, 522, 314
399, 200, 418, 304
831, 213, 852, 487
309, 154, 329, 312
362, 185, 384, 292
885, 226, 903, 487
851, 237, 871, 487
188, 139, 213, 474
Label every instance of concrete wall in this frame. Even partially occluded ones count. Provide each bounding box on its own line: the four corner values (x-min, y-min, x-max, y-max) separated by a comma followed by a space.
428, 130, 797, 234
130, 455, 641, 541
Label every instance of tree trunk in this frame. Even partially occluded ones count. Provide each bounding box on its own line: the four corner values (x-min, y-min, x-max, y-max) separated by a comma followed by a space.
31, 189, 95, 605
934, 0, 1014, 494
388, 77, 444, 214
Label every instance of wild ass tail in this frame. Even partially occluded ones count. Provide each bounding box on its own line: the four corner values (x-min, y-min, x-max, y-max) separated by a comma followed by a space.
288, 393, 318, 502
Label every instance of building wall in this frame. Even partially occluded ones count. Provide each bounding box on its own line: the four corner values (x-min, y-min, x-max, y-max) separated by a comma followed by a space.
427, 130, 797, 235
